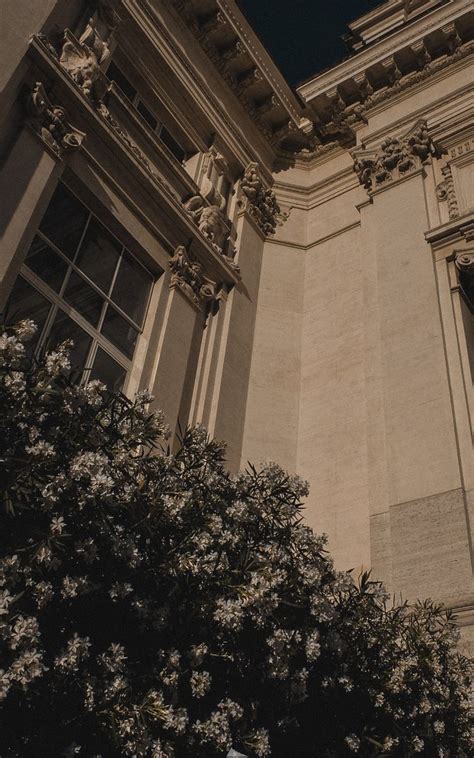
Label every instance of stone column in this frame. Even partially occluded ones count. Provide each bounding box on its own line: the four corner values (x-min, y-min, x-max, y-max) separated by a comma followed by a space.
0, 127, 65, 309
203, 210, 265, 471
0, 83, 85, 309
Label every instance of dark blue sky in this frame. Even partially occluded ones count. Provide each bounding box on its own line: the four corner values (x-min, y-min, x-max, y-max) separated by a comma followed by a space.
236, 0, 386, 87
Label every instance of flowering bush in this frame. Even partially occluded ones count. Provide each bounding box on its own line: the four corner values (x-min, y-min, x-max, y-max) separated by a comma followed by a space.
0, 321, 472, 757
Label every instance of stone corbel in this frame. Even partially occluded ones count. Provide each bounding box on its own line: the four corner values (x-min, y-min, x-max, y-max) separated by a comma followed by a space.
221, 40, 244, 62
352, 119, 443, 194
236, 68, 262, 94
411, 40, 431, 69
382, 57, 402, 87
26, 82, 85, 156
441, 22, 462, 55
168, 245, 217, 309
353, 73, 373, 103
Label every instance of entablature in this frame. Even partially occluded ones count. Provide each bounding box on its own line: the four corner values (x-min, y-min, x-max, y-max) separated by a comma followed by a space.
164, 0, 316, 155
298, 0, 474, 141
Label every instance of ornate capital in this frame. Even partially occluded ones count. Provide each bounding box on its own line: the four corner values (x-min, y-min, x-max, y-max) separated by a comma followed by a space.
169, 246, 216, 308
26, 82, 85, 156
238, 162, 287, 236
353, 120, 443, 194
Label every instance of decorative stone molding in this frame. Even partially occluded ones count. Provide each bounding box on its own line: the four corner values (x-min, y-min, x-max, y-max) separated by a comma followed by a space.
352, 120, 443, 193
238, 162, 287, 235
436, 165, 459, 220
168, 245, 216, 308
26, 82, 85, 156
96, 102, 176, 198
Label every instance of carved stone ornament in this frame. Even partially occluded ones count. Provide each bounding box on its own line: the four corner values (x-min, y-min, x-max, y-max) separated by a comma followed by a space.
26, 82, 85, 156
96, 103, 176, 198
436, 165, 459, 220
59, 18, 110, 101
455, 251, 474, 276
238, 162, 287, 236
183, 195, 228, 251
352, 120, 443, 193
168, 245, 216, 308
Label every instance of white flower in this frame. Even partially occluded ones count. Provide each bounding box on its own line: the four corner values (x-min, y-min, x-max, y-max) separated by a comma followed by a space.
13, 319, 37, 342
45, 342, 72, 375
345, 734, 360, 752
412, 736, 424, 753
433, 720, 445, 734
50, 516, 66, 535
25, 440, 56, 458
0, 669, 11, 701
382, 736, 398, 751
214, 598, 244, 630
0, 589, 13, 616
246, 729, 270, 757
69, 451, 114, 495
305, 630, 321, 661
54, 633, 91, 673
9, 648, 46, 686
3, 371, 26, 395
0, 332, 25, 367
190, 670, 211, 698
33, 581, 54, 608
9, 615, 40, 649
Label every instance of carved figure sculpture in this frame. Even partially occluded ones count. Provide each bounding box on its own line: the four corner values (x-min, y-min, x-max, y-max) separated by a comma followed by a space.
59, 19, 110, 100
183, 195, 228, 251
26, 82, 84, 155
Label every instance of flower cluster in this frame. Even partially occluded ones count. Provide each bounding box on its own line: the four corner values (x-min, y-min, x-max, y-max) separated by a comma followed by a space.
0, 323, 471, 757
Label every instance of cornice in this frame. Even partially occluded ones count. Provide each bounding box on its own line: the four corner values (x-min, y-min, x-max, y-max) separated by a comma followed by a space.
124, 0, 275, 174
215, 0, 302, 125
274, 167, 360, 211
267, 220, 361, 251
298, 0, 472, 100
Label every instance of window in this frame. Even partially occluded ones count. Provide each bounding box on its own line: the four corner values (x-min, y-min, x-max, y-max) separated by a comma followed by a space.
107, 61, 186, 163
6, 183, 154, 392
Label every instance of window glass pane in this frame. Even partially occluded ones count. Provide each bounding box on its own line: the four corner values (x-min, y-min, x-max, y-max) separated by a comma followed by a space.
137, 100, 158, 131
39, 184, 89, 258
4, 276, 52, 353
111, 251, 152, 325
63, 271, 105, 327
101, 306, 138, 359
107, 61, 137, 102
75, 219, 121, 293
46, 310, 92, 370
89, 347, 127, 393
160, 126, 185, 162
25, 237, 69, 292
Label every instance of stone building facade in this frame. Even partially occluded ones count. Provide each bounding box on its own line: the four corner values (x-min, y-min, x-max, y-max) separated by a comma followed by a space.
1, 0, 473, 646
